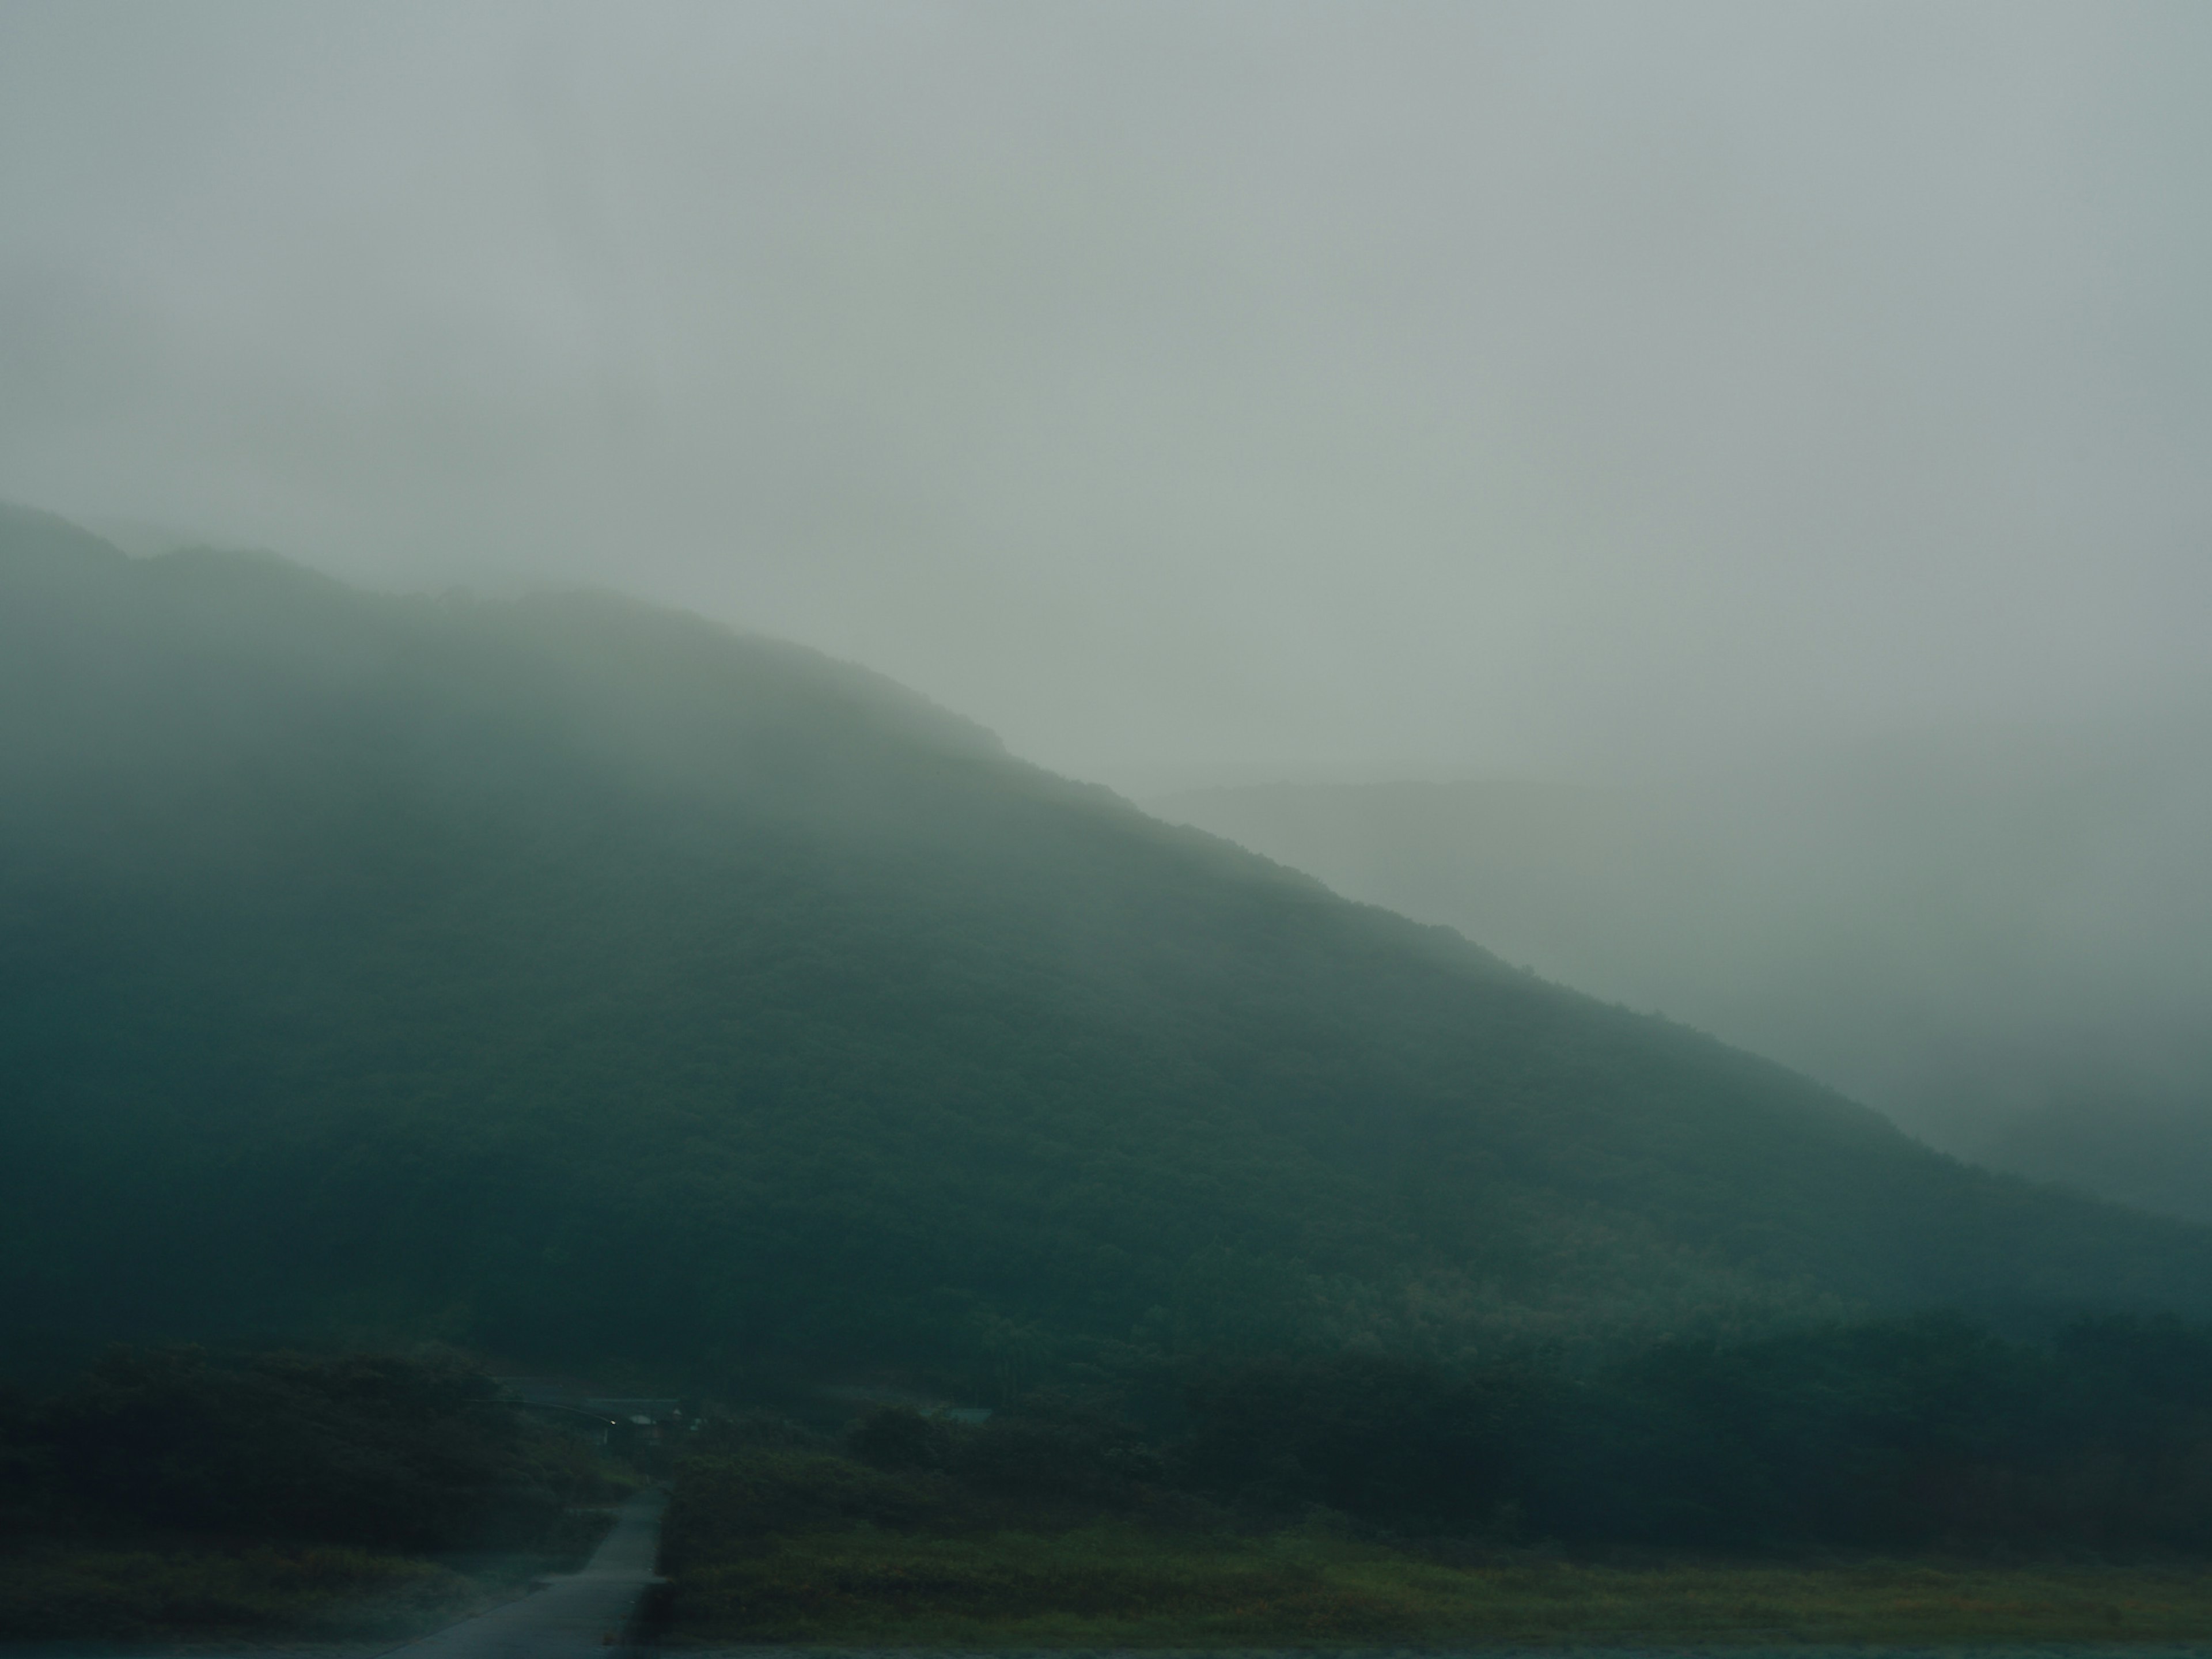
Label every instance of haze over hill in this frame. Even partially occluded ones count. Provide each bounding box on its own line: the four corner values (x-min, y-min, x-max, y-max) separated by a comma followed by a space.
5, 3, 2210, 791
8, 503, 2212, 1388
3, 1, 2211, 1374
1152, 752, 2212, 1224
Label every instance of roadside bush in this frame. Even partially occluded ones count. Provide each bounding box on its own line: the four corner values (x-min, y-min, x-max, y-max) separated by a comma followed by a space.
1543, 1312, 2212, 1551
1180, 1353, 1553, 1531
661, 1449, 944, 1572
35, 1346, 569, 1550
951, 1397, 1166, 1506
846, 1405, 950, 1471
0, 1542, 482, 1640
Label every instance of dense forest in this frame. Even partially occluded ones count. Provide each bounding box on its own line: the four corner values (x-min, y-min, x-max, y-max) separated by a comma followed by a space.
7, 502, 2212, 1399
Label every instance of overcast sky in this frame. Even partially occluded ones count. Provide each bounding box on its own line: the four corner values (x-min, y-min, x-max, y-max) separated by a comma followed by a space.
3, 1, 2207, 792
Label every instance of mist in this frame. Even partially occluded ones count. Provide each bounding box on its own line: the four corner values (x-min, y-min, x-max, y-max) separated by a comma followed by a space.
5, 2, 2211, 1188
1154, 723, 2212, 1219
5, 1, 2209, 788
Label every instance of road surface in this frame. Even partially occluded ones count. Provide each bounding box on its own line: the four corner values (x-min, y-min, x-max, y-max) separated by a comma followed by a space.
391, 1489, 664, 1659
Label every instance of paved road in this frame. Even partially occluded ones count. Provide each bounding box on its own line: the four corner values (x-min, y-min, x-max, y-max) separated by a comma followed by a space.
389, 1490, 664, 1659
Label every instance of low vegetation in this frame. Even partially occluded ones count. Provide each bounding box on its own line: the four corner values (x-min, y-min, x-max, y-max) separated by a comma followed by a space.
664, 1313, 2212, 1645
0, 1542, 493, 1642
0, 1347, 632, 1639
670, 1530, 2212, 1647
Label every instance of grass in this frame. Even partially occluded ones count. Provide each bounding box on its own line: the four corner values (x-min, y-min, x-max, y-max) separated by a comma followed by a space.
0, 1541, 497, 1641
666, 1523, 2212, 1647
0, 1508, 623, 1641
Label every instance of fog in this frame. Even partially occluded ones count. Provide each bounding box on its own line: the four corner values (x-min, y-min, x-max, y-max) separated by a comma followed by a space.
5, 3, 2210, 1191
5, 1, 2209, 786
1155, 727, 2212, 1218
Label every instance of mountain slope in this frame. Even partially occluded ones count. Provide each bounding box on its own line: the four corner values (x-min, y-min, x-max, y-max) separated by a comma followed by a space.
5, 504, 2210, 1384
1148, 764, 2212, 1222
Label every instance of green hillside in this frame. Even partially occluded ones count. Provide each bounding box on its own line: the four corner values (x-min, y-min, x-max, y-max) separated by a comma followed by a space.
1147, 765, 2212, 1224
4, 503, 2209, 1388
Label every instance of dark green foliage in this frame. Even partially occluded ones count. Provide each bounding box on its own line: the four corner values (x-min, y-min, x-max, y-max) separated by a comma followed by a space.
846, 1405, 950, 1471
1547, 1313, 2044, 1547
0, 1344, 631, 1638
841, 1396, 1169, 1503
10, 1346, 601, 1551
1556, 1313, 2212, 1551
7, 502, 2212, 1386
666, 1399, 1183, 1583
0, 1542, 487, 1642
1180, 1353, 1549, 1529
661, 1449, 941, 1574
949, 1396, 1168, 1505
679, 1315, 2212, 1557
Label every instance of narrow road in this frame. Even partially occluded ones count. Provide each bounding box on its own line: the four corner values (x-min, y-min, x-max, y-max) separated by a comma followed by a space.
393, 1489, 665, 1659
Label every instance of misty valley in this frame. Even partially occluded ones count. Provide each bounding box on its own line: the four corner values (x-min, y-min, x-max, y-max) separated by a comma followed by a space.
9, 504, 2212, 1649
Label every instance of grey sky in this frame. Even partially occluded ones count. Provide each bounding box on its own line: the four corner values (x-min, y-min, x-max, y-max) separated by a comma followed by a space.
3, 1, 2207, 793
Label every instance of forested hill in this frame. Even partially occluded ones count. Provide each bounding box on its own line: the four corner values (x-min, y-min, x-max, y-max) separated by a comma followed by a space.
5, 502, 2209, 1387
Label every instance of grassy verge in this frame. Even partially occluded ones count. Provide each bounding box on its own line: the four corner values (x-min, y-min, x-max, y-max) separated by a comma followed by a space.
0, 1506, 623, 1642
668, 1523, 2212, 1647
0, 1541, 495, 1641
